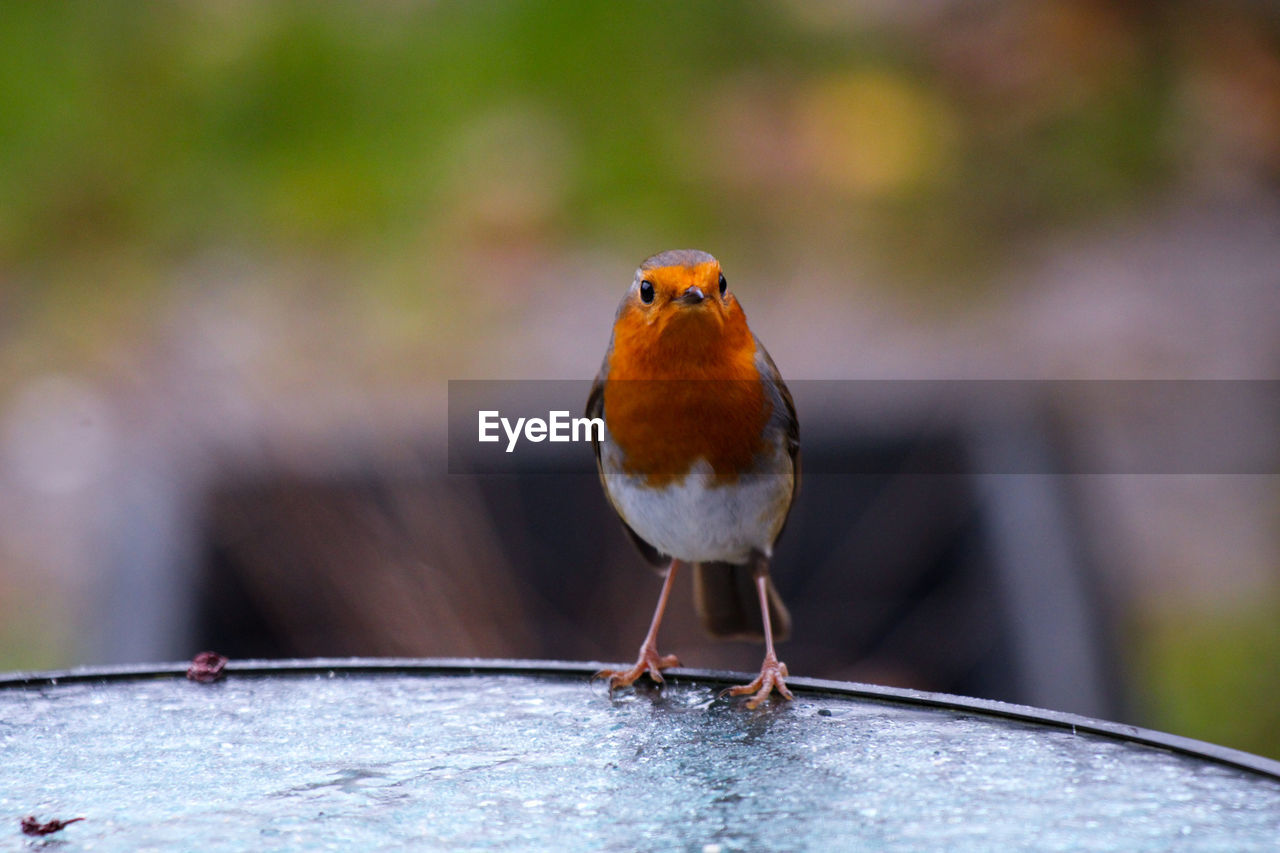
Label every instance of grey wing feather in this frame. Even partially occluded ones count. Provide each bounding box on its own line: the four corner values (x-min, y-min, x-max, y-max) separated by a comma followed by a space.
754, 335, 800, 508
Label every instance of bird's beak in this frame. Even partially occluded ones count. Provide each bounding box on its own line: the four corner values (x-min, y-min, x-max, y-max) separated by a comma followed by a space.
678, 286, 705, 305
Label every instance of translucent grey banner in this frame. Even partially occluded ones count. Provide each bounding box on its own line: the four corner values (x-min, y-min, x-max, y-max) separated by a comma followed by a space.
447, 380, 1279, 475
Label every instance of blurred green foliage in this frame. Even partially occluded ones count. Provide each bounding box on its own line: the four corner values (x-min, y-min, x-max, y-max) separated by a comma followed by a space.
1139, 593, 1280, 759
0, 1, 1201, 282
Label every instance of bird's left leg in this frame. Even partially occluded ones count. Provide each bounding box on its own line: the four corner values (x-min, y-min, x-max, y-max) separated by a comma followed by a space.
725, 555, 793, 709
594, 559, 682, 691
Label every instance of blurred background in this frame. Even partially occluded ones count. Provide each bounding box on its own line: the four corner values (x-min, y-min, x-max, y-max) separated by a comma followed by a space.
1, 2, 1278, 756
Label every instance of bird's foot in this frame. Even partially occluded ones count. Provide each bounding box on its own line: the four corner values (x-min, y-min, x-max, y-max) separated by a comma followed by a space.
722, 653, 793, 709
594, 645, 681, 692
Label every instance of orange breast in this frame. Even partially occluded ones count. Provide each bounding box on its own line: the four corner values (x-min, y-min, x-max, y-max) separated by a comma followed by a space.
604, 302, 771, 486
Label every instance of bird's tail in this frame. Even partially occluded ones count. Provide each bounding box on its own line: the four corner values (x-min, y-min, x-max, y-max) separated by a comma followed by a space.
692, 561, 791, 642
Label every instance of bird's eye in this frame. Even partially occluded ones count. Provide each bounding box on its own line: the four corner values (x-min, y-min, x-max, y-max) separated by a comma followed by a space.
718, 273, 727, 297
639, 280, 655, 304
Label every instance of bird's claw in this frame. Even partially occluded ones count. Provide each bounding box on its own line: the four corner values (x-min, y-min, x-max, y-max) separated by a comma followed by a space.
721, 655, 792, 709
594, 647, 681, 692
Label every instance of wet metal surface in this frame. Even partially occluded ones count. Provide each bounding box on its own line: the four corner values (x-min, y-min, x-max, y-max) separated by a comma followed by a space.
3, 661, 1280, 851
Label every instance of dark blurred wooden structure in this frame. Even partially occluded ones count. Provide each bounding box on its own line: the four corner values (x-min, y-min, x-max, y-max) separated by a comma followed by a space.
188, 407, 1123, 720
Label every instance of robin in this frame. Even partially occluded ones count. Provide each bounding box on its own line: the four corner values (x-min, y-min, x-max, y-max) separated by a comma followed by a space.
587, 249, 799, 708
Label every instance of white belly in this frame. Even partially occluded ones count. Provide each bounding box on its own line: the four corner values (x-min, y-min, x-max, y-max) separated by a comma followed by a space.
601, 454, 793, 564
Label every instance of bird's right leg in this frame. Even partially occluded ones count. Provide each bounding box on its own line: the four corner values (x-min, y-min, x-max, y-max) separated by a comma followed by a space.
595, 559, 682, 690
724, 555, 793, 709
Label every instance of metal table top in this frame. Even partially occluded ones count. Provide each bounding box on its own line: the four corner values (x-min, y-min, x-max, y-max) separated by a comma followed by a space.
3, 658, 1279, 851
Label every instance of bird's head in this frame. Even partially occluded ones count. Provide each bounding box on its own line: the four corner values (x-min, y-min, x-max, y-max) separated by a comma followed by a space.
608, 249, 755, 378
615, 249, 738, 338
